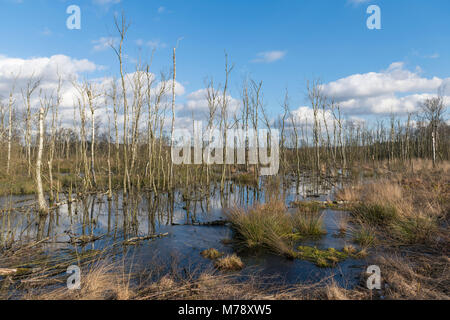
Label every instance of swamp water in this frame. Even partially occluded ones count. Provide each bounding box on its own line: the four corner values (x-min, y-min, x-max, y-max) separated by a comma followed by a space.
0, 175, 368, 292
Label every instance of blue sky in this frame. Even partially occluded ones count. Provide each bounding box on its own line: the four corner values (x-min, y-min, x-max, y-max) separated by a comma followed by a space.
0, 0, 449, 126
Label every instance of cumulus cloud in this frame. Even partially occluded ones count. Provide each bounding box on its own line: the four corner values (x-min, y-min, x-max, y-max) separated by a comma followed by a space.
176, 88, 240, 121
0, 54, 98, 105
0, 54, 189, 133
289, 106, 335, 127
0, 54, 101, 131
321, 62, 450, 115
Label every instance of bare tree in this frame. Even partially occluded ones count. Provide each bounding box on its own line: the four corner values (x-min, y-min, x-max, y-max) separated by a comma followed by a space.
420, 93, 446, 167
6, 74, 19, 175
307, 80, 325, 174
37, 93, 49, 214
48, 78, 62, 203
170, 46, 177, 191
85, 81, 101, 187
22, 76, 41, 177
111, 11, 131, 196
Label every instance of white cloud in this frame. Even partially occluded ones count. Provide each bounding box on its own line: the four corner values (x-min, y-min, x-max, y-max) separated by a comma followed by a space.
0, 54, 97, 82
251, 51, 286, 63
321, 62, 450, 115
0, 54, 101, 129
290, 106, 335, 127
176, 88, 240, 122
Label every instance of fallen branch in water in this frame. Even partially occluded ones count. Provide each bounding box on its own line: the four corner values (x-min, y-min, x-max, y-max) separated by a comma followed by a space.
172, 220, 230, 226
0, 267, 41, 276
123, 233, 169, 245
69, 234, 104, 245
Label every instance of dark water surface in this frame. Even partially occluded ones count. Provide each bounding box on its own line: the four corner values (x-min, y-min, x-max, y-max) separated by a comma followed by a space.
0, 175, 368, 288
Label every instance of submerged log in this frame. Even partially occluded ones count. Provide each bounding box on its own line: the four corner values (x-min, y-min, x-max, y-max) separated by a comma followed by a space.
123, 233, 169, 245
171, 220, 230, 226
69, 234, 104, 245
192, 220, 230, 226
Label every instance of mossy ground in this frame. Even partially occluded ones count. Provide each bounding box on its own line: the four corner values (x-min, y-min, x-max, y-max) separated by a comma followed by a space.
296, 246, 364, 268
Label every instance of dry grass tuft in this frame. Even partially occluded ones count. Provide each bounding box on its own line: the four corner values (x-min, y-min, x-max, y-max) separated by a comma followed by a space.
375, 253, 450, 300
200, 248, 224, 260
214, 254, 244, 271
24, 260, 134, 300
335, 185, 362, 202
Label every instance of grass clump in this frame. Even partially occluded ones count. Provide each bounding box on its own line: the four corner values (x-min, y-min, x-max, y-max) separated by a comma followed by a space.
214, 254, 244, 271
292, 208, 326, 238
200, 248, 224, 260
391, 215, 438, 244
227, 200, 329, 259
226, 201, 292, 249
352, 225, 376, 247
352, 203, 398, 227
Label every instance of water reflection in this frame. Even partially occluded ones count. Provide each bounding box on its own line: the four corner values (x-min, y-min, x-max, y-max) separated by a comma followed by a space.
1, 174, 366, 287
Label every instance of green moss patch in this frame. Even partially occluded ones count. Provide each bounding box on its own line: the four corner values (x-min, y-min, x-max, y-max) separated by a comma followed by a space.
296, 245, 366, 268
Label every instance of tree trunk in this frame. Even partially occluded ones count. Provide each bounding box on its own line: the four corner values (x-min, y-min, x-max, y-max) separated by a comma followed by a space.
36, 107, 48, 214
6, 88, 13, 175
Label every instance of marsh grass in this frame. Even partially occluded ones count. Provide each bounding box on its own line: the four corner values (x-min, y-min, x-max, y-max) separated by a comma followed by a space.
352, 203, 398, 227
351, 224, 376, 247
335, 213, 349, 236
214, 254, 244, 271
226, 200, 328, 259
292, 208, 326, 238
373, 253, 450, 300
200, 248, 224, 260
344, 175, 446, 246
391, 215, 438, 244
226, 201, 292, 250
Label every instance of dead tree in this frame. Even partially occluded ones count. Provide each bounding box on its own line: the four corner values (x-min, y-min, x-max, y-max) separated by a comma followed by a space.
420, 95, 446, 167
307, 80, 325, 174
111, 11, 131, 196
36, 95, 48, 214
6, 74, 19, 175
170, 47, 177, 191
22, 76, 41, 177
